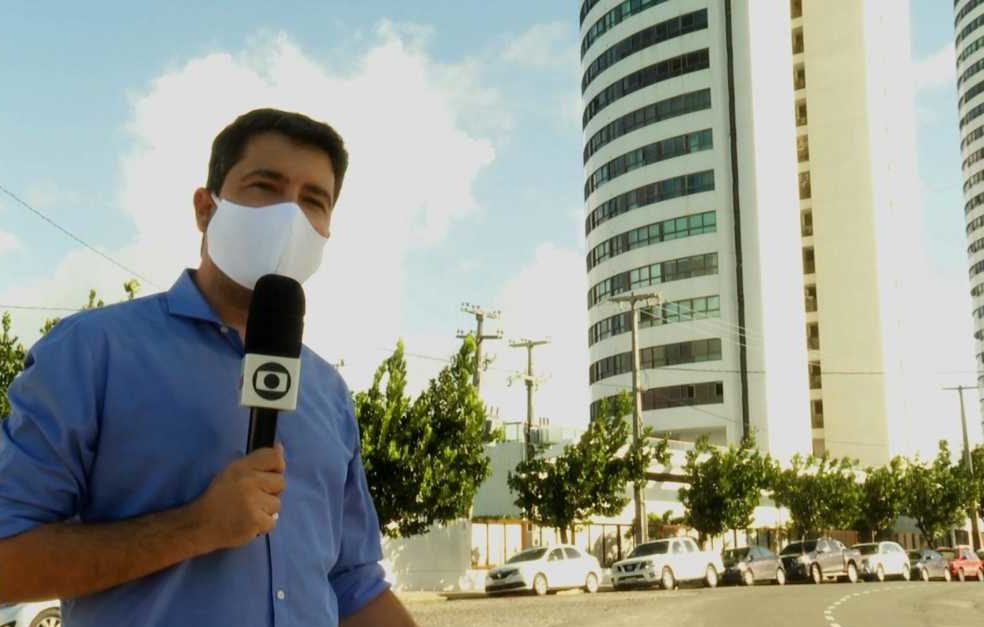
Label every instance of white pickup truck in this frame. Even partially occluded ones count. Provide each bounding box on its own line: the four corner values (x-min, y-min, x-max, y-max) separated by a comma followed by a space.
611, 537, 725, 590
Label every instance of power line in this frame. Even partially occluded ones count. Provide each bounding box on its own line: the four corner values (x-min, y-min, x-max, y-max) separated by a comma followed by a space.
0, 304, 84, 313
0, 183, 160, 288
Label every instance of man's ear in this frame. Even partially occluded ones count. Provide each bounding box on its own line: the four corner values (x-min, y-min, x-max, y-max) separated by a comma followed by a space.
193, 187, 217, 234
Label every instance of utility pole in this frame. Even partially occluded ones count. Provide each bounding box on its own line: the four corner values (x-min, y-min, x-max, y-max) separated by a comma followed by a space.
509, 338, 550, 462
610, 290, 662, 546
457, 303, 503, 395
943, 385, 982, 552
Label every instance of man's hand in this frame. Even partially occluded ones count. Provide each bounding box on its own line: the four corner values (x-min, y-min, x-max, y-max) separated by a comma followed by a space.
191, 445, 287, 550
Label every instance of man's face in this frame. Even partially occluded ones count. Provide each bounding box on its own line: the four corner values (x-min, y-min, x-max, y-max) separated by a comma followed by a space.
199, 131, 337, 238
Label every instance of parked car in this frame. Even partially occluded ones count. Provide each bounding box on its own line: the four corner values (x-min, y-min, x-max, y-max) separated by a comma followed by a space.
611, 536, 725, 590
908, 548, 952, 582
779, 538, 861, 584
0, 601, 60, 627
852, 541, 910, 582
721, 546, 786, 586
937, 545, 984, 582
485, 545, 602, 596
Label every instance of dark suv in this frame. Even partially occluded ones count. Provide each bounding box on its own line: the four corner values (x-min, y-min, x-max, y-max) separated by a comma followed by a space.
779, 538, 861, 584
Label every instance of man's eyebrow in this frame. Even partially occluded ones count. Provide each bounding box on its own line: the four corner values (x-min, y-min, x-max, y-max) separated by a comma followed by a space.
242, 168, 288, 182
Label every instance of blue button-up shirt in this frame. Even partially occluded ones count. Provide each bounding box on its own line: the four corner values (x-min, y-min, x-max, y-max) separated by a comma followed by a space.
0, 270, 388, 626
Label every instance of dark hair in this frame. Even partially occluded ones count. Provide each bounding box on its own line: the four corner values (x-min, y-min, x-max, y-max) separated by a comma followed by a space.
207, 108, 349, 202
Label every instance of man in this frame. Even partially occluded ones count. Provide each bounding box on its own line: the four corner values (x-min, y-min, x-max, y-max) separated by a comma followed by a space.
0, 109, 417, 626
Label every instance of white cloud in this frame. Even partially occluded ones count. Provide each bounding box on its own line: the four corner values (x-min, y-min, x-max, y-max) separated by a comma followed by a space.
476, 243, 590, 429
23, 181, 81, 211
1, 26, 499, 396
913, 42, 955, 93
0, 230, 19, 255
502, 21, 578, 74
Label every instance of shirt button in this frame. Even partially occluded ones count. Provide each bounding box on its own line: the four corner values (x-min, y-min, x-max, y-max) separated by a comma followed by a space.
277, 590, 286, 601
220, 326, 229, 334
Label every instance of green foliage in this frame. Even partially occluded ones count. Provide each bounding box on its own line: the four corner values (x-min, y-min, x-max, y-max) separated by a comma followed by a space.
507, 392, 670, 542
355, 337, 492, 538
0, 313, 27, 418
677, 434, 774, 543
856, 456, 907, 541
904, 441, 976, 548
770, 453, 861, 539
961, 444, 984, 523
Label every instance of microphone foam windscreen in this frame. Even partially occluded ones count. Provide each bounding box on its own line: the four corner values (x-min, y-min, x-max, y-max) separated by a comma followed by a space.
244, 274, 306, 358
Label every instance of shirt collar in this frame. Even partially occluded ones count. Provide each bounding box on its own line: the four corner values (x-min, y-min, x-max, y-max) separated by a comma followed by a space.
165, 269, 224, 325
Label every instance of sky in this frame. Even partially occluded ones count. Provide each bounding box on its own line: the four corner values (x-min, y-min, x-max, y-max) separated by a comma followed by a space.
0, 0, 980, 444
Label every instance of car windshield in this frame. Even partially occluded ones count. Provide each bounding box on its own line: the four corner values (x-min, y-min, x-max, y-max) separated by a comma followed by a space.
506, 548, 547, 564
628, 541, 669, 558
938, 550, 956, 560
908, 551, 924, 560
854, 544, 879, 555
780, 541, 817, 556
723, 548, 750, 565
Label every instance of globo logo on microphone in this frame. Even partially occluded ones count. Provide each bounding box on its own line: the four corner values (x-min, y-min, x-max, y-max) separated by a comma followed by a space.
241, 354, 301, 411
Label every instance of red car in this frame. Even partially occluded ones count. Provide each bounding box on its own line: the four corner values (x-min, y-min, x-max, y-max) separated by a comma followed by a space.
937, 545, 984, 582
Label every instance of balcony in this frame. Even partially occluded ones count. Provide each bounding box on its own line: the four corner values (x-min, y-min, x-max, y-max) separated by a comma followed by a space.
803, 247, 816, 274
809, 375, 822, 390
791, 0, 803, 19
798, 172, 812, 200
792, 30, 805, 55
807, 336, 820, 350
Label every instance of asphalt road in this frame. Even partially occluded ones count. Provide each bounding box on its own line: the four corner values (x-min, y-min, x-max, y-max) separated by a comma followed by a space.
405, 580, 984, 627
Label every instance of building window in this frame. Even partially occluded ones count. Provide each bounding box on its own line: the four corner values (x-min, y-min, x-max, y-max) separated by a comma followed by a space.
585, 170, 715, 235
956, 13, 984, 48
587, 253, 719, 308
797, 135, 810, 162
796, 101, 808, 127
794, 65, 807, 91
582, 49, 711, 128
588, 295, 722, 345
808, 361, 822, 390
589, 338, 722, 384
582, 9, 708, 93
958, 34, 984, 66
791, 0, 803, 19
581, 0, 672, 58
585, 129, 713, 198
803, 247, 816, 274
962, 125, 984, 150
811, 400, 824, 429
802, 210, 813, 237
799, 171, 812, 200
807, 322, 820, 351
811, 438, 825, 457
792, 28, 805, 54
586, 211, 716, 270
805, 285, 818, 312
589, 380, 725, 418
583, 89, 712, 163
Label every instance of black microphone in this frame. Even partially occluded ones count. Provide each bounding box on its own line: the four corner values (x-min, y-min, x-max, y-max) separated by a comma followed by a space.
241, 274, 306, 453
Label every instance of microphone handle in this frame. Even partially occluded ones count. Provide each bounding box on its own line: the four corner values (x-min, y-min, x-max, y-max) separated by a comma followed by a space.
247, 407, 279, 453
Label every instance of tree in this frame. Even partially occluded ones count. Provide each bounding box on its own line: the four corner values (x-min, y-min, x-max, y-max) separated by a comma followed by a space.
856, 456, 907, 542
904, 440, 976, 548
355, 337, 493, 538
677, 434, 774, 546
0, 313, 27, 418
960, 444, 984, 525
508, 392, 669, 543
770, 453, 862, 539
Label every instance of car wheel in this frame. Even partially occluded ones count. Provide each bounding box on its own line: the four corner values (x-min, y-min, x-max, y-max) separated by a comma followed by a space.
944, 568, 952, 582
584, 573, 599, 594
705, 565, 719, 589
661, 566, 676, 591
875, 565, 885, 582
958, 568, 966, 583
742, 569, 755, 587
902, 565, 911, 581
811, 564, 823, 584
775, 568, 786, 586
533, 573, 549, 596
920, 567, 930, 583
30, 609, 61, 627
847, 562, 859, 584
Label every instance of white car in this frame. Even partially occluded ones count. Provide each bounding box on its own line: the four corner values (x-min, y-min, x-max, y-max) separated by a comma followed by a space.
852, 541, 911, 582
611, 537, 725, 590
0, 601, 60, 627
485, 545, 602, 596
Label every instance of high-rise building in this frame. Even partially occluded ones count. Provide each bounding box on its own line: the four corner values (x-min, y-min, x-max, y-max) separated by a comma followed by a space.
955, 0, 984, 433
579, 0, 923, 466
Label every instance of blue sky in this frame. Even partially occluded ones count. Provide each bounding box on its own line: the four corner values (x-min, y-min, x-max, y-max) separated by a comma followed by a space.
0, 1, 978, 432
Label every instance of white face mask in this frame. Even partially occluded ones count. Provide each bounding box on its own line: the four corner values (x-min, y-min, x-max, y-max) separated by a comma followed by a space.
206, 195, 328, 290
